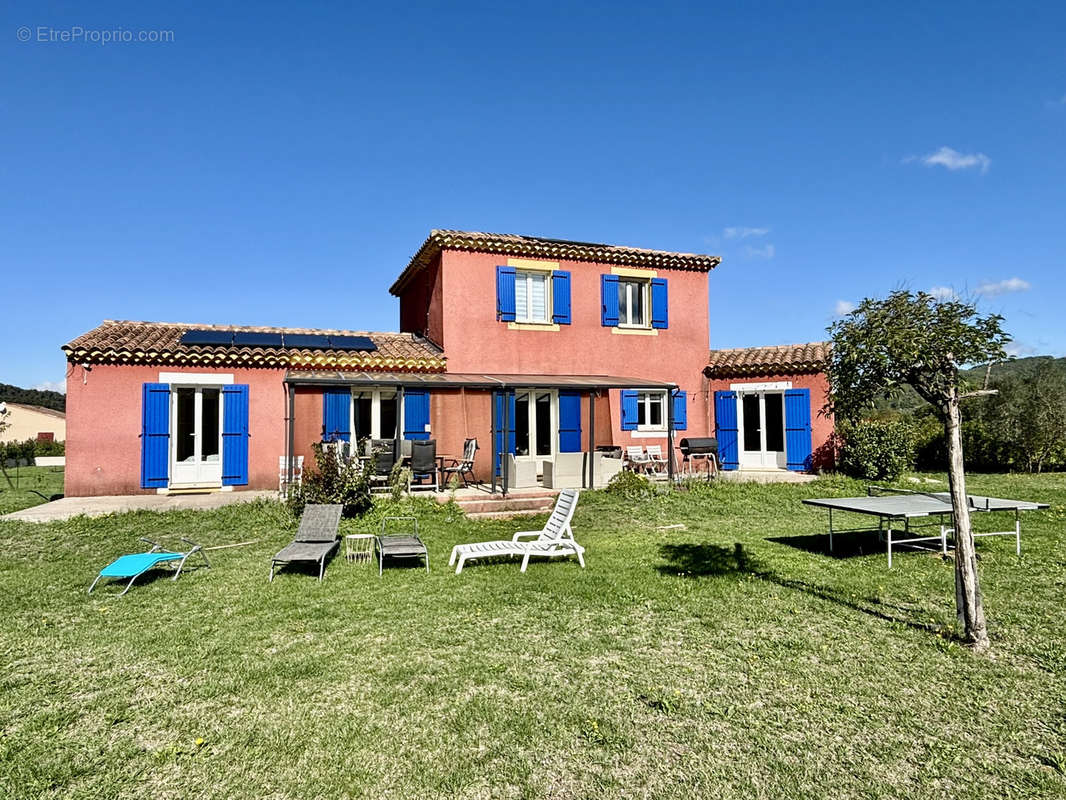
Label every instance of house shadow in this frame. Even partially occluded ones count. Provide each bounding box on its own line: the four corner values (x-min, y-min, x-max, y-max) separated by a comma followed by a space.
656, 542, 951, 640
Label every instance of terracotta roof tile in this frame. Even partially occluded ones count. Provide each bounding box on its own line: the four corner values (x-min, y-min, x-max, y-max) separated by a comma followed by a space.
63, 320, 446, 372
390, 229, 722, 295
705, 342, 829, 377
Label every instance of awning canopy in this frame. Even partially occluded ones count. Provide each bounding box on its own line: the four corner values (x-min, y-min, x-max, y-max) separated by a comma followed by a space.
284, 370, 678, 391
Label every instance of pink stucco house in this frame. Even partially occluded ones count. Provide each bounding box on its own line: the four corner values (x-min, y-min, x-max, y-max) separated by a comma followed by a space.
62, 230, 833, 497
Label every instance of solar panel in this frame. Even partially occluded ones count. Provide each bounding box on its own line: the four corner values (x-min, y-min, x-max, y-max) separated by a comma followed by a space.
180, 329, 234, 346
283, 333, 331, 350
328, 335, 377, 352
232, 331, 284, 347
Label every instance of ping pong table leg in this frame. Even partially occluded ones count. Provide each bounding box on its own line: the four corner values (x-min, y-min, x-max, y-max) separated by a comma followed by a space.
828, 509, 834, 553
1016, 511, 1021, 556
940, 524, 947, 555
887, 526, 893, 568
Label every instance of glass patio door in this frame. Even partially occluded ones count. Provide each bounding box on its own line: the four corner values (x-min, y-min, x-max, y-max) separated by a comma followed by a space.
170, 387, 224, 485
514, 390, 556, 466
738, 391, 787, 469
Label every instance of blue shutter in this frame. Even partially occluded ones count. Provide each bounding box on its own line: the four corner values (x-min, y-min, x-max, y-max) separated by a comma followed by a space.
322, 389, 351, 442
558, 391, 582, 452
140, 382, 170, 489
552, 271, 572, 324
222, 384, 250, 486
784, 389, 813, 471
496, 266, 516, 322
493, 390, 516, 476
620, 390, 638, 431
714, 391, 739, 471
601, 274, 619, 326
651, 278, 669, 329
403, 390, 431, 440
671, 389, 687, 431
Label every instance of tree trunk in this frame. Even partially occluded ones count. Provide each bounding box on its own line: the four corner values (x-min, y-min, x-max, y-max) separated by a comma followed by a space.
944, 390, 990, 651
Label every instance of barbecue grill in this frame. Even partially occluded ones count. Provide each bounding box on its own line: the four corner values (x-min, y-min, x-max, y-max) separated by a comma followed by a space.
678, 437, 719, 478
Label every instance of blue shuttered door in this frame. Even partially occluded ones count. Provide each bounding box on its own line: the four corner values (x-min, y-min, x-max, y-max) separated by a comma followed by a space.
403, 391, 431, 440
493, 391, 516, 476
714, 391, 739, 470
651, 278, 669, 329
671, 389, 687, 430
784, 389, 813, 472
601, 274, 620, 326
140, 382, 170, 489
620, 390, 638, 430
222, 384, 250, 486
558, 391, 582, 452
322, 389, 351, 442
496, 266, 516, 322
552, 271, 572, 324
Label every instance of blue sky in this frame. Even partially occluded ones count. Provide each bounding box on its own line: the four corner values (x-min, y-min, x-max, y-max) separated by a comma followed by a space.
3, 1, 1064, 391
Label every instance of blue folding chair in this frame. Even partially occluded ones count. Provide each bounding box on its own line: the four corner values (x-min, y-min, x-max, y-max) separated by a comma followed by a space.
89, 538, 210, 595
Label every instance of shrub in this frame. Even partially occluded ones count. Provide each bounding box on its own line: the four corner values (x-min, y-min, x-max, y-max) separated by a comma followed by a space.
287, 442, 372, 518
0, 438, 64, 463
837, 418, 916, 481
605, 469, 655, 500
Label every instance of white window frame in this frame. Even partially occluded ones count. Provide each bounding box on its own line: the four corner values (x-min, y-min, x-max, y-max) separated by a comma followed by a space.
636, 390, 667, 432
349, 389, 403, 441
618, 278, 650, 328
514, 270, 552, 324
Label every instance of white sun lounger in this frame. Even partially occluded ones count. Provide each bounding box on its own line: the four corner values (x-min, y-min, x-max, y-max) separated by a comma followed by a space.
449, 489, 584, 574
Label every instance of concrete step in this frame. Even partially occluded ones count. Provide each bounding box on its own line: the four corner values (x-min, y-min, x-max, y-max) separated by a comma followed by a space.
455, 496, 556, 514
465, 509, 553, 521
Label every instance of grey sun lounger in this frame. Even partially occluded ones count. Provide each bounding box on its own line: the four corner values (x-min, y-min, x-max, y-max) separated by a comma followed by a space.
270, 503, 343, 582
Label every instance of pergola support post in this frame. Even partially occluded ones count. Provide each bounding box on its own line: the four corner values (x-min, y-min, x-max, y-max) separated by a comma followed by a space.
285, 384, 295, 496
667, 388, 676, 485
588, 391, 596, 489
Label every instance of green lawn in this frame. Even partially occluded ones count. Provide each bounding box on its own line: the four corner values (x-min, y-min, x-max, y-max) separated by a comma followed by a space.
0, 466, 64, 515
1, 473, 1065, 799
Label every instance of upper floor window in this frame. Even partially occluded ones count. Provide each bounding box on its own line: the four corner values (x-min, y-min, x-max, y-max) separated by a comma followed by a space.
602, 274, 669, 330
496, 265, 571, 325
617, 279, 648, 328
515, 270, 550, 324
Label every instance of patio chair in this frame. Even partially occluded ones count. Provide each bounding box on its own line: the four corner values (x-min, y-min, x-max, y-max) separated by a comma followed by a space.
89, 537, 210, 596
408, 439, 439, 492
645, 445, 668, 476
369, 441, 397, 492
441, 437, 478, 487
449, 489, 584, 574
626, 445, 651, 473
376, 516, 429, 577
278, 455, 305, 496
269, 503, 342, 582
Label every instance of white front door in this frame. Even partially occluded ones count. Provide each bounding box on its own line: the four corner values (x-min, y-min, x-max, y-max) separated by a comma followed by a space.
738, 391, 787, 469
514, 389, 557, 473
170, 386, 224, 486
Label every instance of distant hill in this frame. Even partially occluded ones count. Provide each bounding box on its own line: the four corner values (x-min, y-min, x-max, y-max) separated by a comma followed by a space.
0, 383, 66, 412
872, 356, 1066, 415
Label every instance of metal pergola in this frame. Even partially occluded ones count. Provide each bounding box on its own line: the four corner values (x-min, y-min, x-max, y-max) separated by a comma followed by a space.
282, 370, 680, 495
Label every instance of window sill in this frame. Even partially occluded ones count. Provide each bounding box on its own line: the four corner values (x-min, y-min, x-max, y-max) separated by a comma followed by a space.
612, 327, 658, 336
508, 322, 560, 332
631, 430, 668, 438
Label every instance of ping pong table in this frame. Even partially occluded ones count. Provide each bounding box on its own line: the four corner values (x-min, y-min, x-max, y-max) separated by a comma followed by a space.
802, 486, 1048, 567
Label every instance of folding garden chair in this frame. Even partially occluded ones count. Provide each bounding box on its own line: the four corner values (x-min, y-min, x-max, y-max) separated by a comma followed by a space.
89, 537, 210, 596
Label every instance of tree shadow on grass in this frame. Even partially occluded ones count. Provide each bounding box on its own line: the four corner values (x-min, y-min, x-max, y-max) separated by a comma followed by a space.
657, 542, 952, 640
